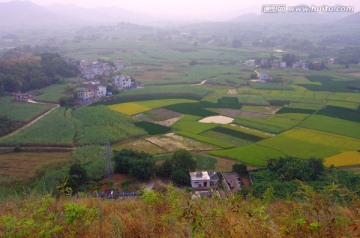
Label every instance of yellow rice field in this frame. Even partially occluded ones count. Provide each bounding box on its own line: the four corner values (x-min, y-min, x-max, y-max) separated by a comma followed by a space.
324, 151, 360, 167
108, 102, 152, 115
281, 128, 360, 151
107, 99, 197, 115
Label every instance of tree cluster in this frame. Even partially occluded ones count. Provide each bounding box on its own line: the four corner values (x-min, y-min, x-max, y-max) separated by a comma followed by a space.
267, 157, 324, 181
0, 52, 78, 94
157, 149, 196, 185
113, 149, 155, 180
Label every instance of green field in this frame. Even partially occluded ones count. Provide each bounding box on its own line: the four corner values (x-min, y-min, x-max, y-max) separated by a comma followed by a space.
0, 96, 54, 122
164, 103, 218, 117
134, 121, 171, 135
0, 106, 147, 146
258, 136, 341, 159
281, 128, 360, 151
234, 113, 309, 134
171, 115, 218, 134
210, 144, 286, 167
176, 131, 233, 149
108, 99, 198, 115
71, 106, 146, 145
0, 108, 75, 146
300, 115, 360, 139
200, 130, 253, 147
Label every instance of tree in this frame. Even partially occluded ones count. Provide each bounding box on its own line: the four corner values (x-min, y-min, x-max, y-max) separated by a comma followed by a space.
129, 159, 155, 180
59, 96, 75, 108
170, 169, 190, 185
69, 163, 88, 192
307, 158, 324, 180
233, 163, 248, 175
157, 159, 173, 178
113, 149, 155, 180
171, 149, 196, 172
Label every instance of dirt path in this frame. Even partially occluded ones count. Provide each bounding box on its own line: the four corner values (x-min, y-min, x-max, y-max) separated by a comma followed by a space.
192, 79, 207, 86
2, 103, 59, 139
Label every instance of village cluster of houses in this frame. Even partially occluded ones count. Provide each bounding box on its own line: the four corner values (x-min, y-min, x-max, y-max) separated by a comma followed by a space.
77, 74, 136, 101
245, 57, 336, 71
79, 59, 113, 80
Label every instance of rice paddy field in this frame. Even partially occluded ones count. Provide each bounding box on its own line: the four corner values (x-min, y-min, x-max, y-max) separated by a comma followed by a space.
210, 144, 286, 167
107, 99, 197, 115
324, 151, 360, 167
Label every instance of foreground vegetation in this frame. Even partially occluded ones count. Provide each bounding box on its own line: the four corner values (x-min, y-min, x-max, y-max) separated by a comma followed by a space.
0, 184, 359, 238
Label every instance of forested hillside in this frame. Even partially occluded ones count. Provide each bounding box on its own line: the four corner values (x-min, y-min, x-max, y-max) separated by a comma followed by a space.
0, 52, 78, 94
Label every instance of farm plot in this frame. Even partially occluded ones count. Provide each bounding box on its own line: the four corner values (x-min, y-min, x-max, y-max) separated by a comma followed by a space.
118, 85, 213, 98
281, 128, 360, 151
257, 136, 341, 159
112, 139, 167, 155
0, 152, 72, 180
0, 108, 75, 146
221, 124, 272, 139
316, 106, 360, 122
135, 108, 182, 122
326, 101, 358, 110
241, 106, 280, 114
209, 144, 286, 167
108, 99, 197, 116
300, 115, 360, 139
200, 130, 253, 147
146, 133, 216, 152
134, 121, 171, 135
238, 95, 269, 105
171, 115, 218, 134
207, 108, 241, 118
238, 111, 270, 119
250, 82, 293, 90
324, 151, 360, 167
164, 103, 217, 117
0, 96, 54, 122
72, 106, 146, 145
175, 131, 233, 149
108, 102, 151, 115
234, 113, 309, 134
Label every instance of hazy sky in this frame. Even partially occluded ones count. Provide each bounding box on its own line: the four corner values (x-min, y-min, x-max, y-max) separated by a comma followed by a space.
2, 0, 359, 16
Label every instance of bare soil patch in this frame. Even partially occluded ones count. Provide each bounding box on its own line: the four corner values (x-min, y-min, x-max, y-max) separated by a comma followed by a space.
146, 133, 216, 152
113, 139, 167, 155
239, 111, 270, 119
199, 115, 234, 124
209, 108, 241, 118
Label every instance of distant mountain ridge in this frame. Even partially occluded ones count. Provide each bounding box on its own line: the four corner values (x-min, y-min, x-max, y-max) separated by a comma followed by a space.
0, 0, 155, 27
338, 11, 360, 23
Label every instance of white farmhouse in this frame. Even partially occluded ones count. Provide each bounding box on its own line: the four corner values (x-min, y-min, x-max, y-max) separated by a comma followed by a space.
113, 75, 133, 89
259, 72, 269, 82
189, 171, 219, 189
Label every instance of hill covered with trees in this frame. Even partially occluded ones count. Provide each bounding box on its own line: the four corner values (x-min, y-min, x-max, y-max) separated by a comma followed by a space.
0, 52, 78, 94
